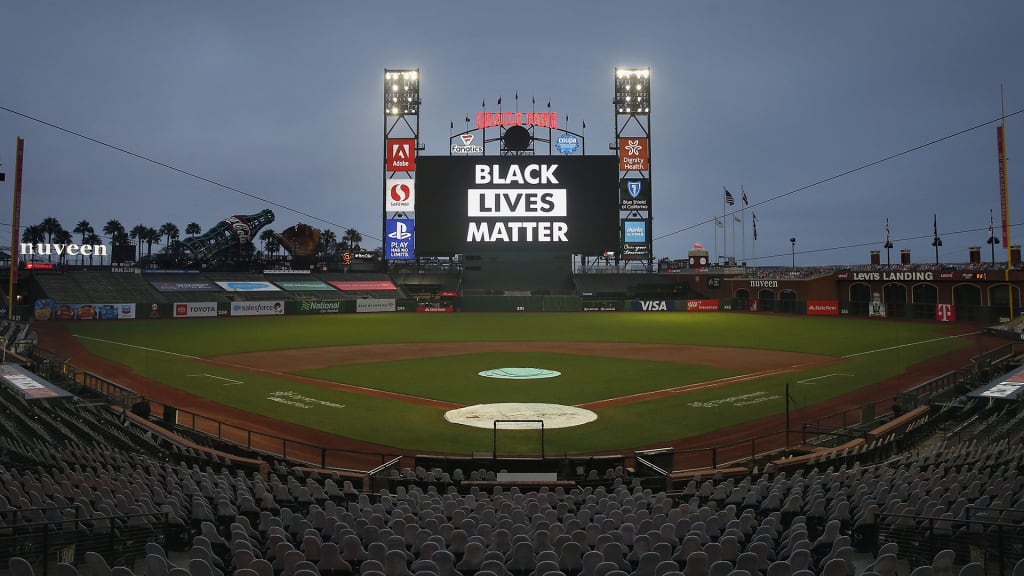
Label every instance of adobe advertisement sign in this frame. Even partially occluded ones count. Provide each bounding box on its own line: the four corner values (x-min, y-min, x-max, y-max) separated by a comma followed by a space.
414, 155, 619, 255
619, 178, 651, 211
385, 179, 415, 212
806, 300, 839, 316
386, 138, 416, 172
385, 219, 415, 261
618, 137, 649, 172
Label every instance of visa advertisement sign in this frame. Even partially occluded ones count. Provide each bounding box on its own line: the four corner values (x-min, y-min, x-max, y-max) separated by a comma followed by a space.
385, 219, 415, 261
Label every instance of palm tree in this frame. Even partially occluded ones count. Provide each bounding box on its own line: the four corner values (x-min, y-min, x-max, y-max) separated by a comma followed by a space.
53, 229, 73, 267
73, 220, 94, 266
258, 228, 276, 260
84, 232, 103, 266
265, 234, 281, 262
103, 219, 126, 244
21, 224, 45, 250
159, 222, 180, 246
185, 222, 202, 237
144, 227, 161, 257
343, 228, 363, 252
319, 229, 338, 260
40, 216, 64, 262
129, 224, 148, 261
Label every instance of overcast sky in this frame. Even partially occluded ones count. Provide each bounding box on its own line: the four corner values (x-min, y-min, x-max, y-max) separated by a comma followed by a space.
1, 0, 1022, 266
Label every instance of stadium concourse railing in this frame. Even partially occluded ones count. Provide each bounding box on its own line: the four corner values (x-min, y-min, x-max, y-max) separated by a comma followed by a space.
26, 348, 403, 475
637, 343, 1020, 482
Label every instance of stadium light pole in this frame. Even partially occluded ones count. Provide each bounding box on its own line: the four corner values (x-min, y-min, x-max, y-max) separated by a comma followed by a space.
789, 237, 796, 270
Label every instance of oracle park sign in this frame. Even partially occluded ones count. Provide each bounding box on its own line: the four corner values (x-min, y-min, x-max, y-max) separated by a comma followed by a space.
413, 156, 619, 255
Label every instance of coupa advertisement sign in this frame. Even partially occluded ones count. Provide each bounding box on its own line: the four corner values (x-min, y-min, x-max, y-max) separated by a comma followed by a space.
806, 300, 839, 316
173, 302, 219, 318
230, 301, 284, 316
413, 155, 619, 255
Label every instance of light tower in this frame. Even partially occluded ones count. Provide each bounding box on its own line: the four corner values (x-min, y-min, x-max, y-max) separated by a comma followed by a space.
614, 67, 652, 271
382, 69, 421, 264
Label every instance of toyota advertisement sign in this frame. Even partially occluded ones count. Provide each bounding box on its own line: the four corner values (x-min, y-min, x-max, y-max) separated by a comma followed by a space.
385, 219, 415, 260
413, 155, 619, 255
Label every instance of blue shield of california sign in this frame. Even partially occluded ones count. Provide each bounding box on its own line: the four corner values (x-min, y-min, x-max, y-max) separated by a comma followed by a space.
619, 178, 650, 210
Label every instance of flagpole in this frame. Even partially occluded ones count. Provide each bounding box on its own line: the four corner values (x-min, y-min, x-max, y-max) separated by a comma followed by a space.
741, 186, 746, 264
722, 188, 727, 264
1000, 84, 1014, 317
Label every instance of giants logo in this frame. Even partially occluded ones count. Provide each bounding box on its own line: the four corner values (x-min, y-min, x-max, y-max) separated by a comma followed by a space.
936, 304, 956, 322
386, 179, 415, 211
386, 138, 416, 171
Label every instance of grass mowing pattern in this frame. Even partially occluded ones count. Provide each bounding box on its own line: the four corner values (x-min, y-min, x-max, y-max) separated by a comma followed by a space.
295, 352, 740, 405
70, 313, 977, 454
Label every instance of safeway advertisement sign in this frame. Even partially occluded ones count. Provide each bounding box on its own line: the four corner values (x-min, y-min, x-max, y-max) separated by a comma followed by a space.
386, 179, 415, 212
686, 300, 719, 312
807, 300, 839, 316
386, 138, 416, 172
174, 302, 218, 318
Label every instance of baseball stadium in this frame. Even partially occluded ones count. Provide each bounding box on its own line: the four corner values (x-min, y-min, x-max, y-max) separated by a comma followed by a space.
2, 67, 1024, 576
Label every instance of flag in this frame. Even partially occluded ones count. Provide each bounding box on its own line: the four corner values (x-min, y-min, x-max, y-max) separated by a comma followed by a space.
733, 214, 741, 223
497, 96, 502, 105
715, 218, 724, 228
989, 210, 995, 239
933, 214, 938, 238
886, 218, 891, 243
741, 187, 749, 206
724, 188, 735, 205
547, 99, 551, 108
752, 213, 758, 241
582, 120, 587, 129
450, 121, 454, 129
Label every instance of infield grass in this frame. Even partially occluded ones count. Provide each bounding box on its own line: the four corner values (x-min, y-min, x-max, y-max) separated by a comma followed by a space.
69, 313, 980, 454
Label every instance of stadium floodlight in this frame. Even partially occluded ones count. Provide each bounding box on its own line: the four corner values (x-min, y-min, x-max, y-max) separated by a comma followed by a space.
614, 67, 650, 115
384, 68, 420, 116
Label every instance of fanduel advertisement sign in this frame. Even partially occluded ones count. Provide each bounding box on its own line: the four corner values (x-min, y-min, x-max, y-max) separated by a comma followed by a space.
385, 219, 415, 261
414, 155, 618, 255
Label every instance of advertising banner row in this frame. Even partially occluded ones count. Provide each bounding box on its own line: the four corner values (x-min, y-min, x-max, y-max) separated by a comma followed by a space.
149, 279, 397, 293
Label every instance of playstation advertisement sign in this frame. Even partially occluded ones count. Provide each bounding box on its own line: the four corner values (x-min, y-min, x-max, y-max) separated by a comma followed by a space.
385, 219, 415, 261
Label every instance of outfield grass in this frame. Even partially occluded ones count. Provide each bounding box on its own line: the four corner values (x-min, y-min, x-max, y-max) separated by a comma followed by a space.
69, 313, 977, 454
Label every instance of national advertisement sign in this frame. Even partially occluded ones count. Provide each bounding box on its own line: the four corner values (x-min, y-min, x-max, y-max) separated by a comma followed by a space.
356, 299, 396, 313
151, 280, 219, 292
273, 280, 337, 291
229, 301, 285, 316
686, 300, 719, 312
215, 281, 281, 292
806, 300, 839, 316
173, 302, 219, 318
385, 219, 415, 261
294, 300, 343, 314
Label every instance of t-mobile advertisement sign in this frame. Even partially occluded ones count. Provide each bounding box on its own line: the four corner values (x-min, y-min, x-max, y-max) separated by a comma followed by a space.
413, 155, 619, 255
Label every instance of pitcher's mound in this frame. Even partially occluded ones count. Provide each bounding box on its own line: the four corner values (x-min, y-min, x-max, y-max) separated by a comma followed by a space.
445, 403, 597, 429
